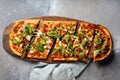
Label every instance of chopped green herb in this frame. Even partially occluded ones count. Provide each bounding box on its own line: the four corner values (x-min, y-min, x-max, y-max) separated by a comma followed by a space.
82, 39, 87, 46
25, 24, 33, 35
75, 32, 84, 36
48, 31, 59, 38
70, 25, 74, 31
41, 35, 48, 43
96, 32, 101, 37
51, 27, 57, 31
52, 48, 58, 54
95, 49, 102, 56
79, 52, 85, 58
72, 50, 76, 56
13, 38, 18, 45
63, 34, 70, 43
61, 46, 65, 55
102, 40, 107, 48
94, 38, 102, 45
19, 32, 26, 42
35, 42, 45, 52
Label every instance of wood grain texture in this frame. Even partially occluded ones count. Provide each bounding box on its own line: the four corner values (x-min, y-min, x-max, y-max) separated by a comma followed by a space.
3, 16, 90, 63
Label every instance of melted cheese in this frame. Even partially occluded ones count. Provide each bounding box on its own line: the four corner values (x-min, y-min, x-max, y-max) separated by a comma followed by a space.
94, 51, 96, 57
44, 45, 47, 48
15, 37, 19, 41
84, 38, 87, 40
20, 44, 23, 48
29, 50, 34, 53
58, 41, 62, 46
46, 39, 51, 44
26, 35, 31, 41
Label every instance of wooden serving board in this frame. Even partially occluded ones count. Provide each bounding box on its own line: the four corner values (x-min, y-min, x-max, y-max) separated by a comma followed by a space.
3, 16, 89, 63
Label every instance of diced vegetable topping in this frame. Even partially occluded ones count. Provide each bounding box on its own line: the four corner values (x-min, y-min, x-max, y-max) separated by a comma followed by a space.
41, 35, 48, 43
25, 24, 33, 35
94, 49, 102, 57
82, 39, 87, 46
94, 39, 108, 56
13, 38, 19, 45
35, 42, 45, 52
75, 32, 84, 36
70, 25, 74, 31
79, 52, 85, 58
102, 40, 107, 49
72, 50, 76, 56
62, 34, 70, 43
94, 37, 102, 45
48, 31, 59, 38
61, 46, 65, 55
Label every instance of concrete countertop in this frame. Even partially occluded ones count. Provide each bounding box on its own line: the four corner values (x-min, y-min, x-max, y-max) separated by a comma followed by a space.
0, 0, 120, 80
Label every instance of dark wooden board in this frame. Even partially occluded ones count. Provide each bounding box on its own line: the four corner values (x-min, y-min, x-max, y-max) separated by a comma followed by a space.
3, 16, 90, 63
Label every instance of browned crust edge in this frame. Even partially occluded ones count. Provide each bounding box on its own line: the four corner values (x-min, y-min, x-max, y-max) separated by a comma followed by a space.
9, 20, 24, 56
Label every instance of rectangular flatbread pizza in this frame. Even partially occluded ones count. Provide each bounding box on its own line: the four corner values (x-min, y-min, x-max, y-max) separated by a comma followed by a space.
9, 18, 112, 62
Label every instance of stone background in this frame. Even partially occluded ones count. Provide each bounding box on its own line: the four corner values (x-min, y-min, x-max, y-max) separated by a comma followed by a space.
0, 0, 120, 80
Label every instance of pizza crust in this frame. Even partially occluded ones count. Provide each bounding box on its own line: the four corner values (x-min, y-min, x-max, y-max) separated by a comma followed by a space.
53, 57, 78, 61
9, 20, 24, 56
27, 53, 48, 59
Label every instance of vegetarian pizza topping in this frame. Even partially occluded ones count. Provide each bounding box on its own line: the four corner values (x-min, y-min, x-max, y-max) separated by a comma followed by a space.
13, 38, 19, 45
35, 42, 45, 52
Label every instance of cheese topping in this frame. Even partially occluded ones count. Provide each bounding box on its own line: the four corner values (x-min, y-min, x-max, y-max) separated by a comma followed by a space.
59, 41, 62, 46
37, 31, 43, 37
20, 44, 23, 48
30, 50, 34, 53
15, 37, 19, 41
44, 45, 47, 48
46, 39, 51, 44
26, 35, 31, 41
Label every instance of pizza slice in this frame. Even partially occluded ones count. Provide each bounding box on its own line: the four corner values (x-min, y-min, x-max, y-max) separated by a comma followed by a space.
27, 32, 54, 59
91, 25, 112, 62
75, 22, 96, 59
9, 19, 40, 56
39, 21, 77, 39
51, 33, 79, 61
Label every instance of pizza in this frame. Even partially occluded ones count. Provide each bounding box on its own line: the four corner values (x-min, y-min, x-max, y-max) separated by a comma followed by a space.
9, 18, 112, 62
9, 19, 40, 56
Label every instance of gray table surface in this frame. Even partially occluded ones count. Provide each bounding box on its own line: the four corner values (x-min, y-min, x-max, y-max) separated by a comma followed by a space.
0, 0, 120, 80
